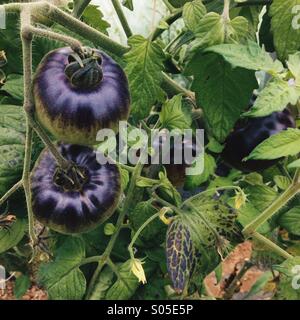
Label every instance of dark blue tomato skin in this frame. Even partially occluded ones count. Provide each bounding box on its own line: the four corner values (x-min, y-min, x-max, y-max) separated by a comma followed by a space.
33, 47, 130, 146
222, 109, 296, 173
30, 144, 121, 234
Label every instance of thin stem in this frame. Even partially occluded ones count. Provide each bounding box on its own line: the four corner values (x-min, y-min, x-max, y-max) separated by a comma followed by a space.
243, 183, 300, 236
72, 0, 91, 18
27, 115, 71, 170
222, 0, 231, 21
128, 211, 161, 258
111, 0, 133, 38
27, 26, 82, 52
80, 255, 102, 266
20, 8, 38, 245
252, 232, 293, 260
106, 257, 133, 293
37, 2, 129, 56
161, 72, 194, 99
85, 161, 144, 299
151, 192, 182, 216
23, 123, 37, 245
152, 8, 183, 40
0, 181, 23, 206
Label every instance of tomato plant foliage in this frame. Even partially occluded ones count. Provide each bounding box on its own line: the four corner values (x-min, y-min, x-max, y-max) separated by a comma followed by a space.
0, 0, 300, 301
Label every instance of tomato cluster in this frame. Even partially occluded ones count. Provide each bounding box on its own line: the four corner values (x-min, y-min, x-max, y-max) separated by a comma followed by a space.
31, 47, 128, 234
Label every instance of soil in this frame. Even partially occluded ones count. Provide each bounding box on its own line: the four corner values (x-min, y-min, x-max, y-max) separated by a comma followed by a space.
204, 241, 274, 300
0, 280, 47, 300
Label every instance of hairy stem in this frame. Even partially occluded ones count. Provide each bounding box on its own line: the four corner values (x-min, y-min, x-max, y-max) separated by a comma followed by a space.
222, 0, 231, 21
85, 162, 144, 299
26, 25, 82, 52
27, 115, 71, 170
0, 181, 23, 207
243, 183, 300, 236
128, 211, 161, 258
252, 232, 293, 260
38, 2, 129, 56
21, 8, 38, 246
111, 0, 133, 38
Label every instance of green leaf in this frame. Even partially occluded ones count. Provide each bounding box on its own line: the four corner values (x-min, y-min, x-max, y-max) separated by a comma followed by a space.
243, 78, 300, 117
14, 274, 31, 299
122, 0, 134, 11
237, 202, 271, 234
120, 167, 129, 191
206, 41, 284, 74
1, 74, 24, 101
130, 201, 166, 245
274, 256, 300, 300
186, 53, 257, 141
287, 52, 300, 83
0, 105, 25, 132
270, 0, 300, 61
184, 153, 216, 189
89, 267, 114, 300
279, 206, 300, 235
0, 144, 24, 197
0, 219, 27, 254
105, 260, 140, 300
125, 36, 166, 119
191, 13, 248, 50
182, 194, 239, 247
183, 0, 207, 33
82, 5, 110, 35
247, 128, 300, 160
159, 95, 191, 130
246, 185, 278, 211
38, 237, 86, 300
274, 175, 291, 190
288, 159, 300, 169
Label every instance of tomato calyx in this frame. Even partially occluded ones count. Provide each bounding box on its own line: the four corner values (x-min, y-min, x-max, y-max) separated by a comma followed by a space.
64, 46, 103, 89
53, 164, 89, 192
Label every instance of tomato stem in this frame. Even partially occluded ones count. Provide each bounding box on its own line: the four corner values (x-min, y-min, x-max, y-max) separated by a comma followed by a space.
252, 232, 293, 260
21, 8, 38, 249
128, 211, 161, 259
26, 25, 83, 53
243, 182, 300, 236
85, 161, 144, 299
111, 0, 133, 38
0, 180, 23, 207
